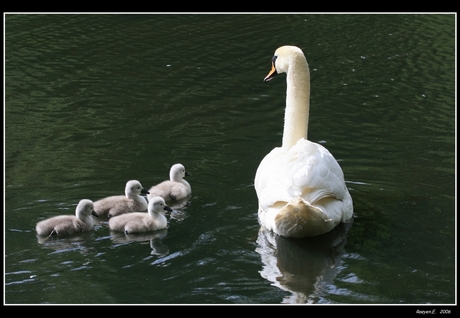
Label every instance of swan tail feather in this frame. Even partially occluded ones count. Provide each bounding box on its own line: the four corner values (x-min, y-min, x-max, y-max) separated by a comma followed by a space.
274, 197, 336, 237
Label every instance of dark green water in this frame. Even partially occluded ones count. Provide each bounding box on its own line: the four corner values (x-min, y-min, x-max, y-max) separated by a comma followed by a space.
4, 13, 455, 305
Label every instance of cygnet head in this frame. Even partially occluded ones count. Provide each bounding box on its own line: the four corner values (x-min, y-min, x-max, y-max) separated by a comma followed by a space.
148, 196, 173, 217
76, 199, 99, 218
125, 180, 149, 197
170, 163, 190, 182
264, 45, 307, 82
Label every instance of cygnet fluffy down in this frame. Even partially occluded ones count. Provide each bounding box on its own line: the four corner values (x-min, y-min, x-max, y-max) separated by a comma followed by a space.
36, 199, 99, 237
147, 163, 191, 202
108, 196, 172, 234
93, 180, 149, 218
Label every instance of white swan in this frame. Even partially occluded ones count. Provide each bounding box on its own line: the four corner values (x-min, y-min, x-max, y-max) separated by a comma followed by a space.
93, 180, 149, 218
108, 196, 172, 234
254, 45, 353, 238
147, 163, 191, 202
36, 199, 99, 237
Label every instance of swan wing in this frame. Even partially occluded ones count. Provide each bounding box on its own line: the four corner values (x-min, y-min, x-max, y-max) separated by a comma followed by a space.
255, 139, 349, 212
288, 139, 348, 201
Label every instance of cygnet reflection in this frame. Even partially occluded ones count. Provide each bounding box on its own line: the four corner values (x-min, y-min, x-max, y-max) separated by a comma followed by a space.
110, 228, 169, 257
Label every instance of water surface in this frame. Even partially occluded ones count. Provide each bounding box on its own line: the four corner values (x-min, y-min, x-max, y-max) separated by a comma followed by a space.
4, 13, 456, 305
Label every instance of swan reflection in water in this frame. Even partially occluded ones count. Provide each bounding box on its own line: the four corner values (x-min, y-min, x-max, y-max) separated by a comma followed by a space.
256, 218, 353, 304
110, 229, 169, 257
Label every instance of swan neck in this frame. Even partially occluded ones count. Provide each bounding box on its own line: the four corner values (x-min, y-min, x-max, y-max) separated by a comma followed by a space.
85, 216, 94, 227
78, 212, 94, 227
282, 60, 310, 150
181, 179, 191, 191
172, 174, 191, 190
170, 173, 180, 182
126, 192, 142, 202
149, 210, 166, 222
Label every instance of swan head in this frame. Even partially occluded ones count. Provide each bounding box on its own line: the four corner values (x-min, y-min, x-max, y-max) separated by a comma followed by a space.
148, 196, 173, 216
264, 45, 307, 82
170, 163, 190, 181
76, 199, 99, 218
125, 180, 149, 197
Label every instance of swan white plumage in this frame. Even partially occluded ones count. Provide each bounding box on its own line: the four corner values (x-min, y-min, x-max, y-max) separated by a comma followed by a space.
147, 163, 191, 202
36, 199, 99, 237
108, 196, 172, 234
254, 45, 353, 238
93, 180, 149, 218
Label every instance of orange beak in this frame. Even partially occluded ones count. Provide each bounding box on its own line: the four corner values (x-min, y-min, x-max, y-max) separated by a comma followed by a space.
263, 62, 278, 82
